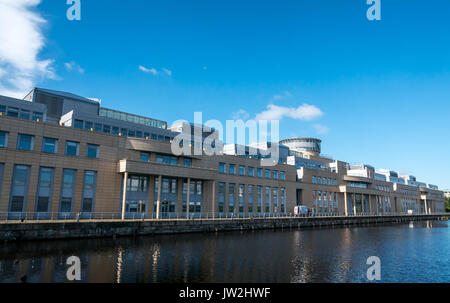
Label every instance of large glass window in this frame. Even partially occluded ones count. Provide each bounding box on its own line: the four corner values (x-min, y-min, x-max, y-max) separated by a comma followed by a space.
19, 109, 30, 120
103, 125, 111, 134
347, 182, 368, 189
32, 112, 44, 121
42, 138, 58, 154
229, 164, 236, 175
265, 187, 271, 213
219, 163, 226, 173
280, 171, 286, 180
0, 163, 3, 196
36, 167, 54, 213
239, 166, 245, 176
248, 167, 255, 177
9, 165, 30, 213
141, 152, 150, 162
127, 176, 148, 192
257, 186, 263, 214
238, 184, 245, 213
280, 188, 286, 213
74, 119, 83, 129
0, 131, 8, 148
273, 171, 278, 180
65, 141, 79, 156
17, 134, 34, 151
218, 182, 226, 213
84, 121, 93, 130
248, 185, 254, 214
273, 188, 279, 213
265, 170, 271, 179
86, 144, 99, 158
156, 154, 178, 165
313, 190, 317, 212
60, 169, 77, 214
228, 184, 235, 213
257, 168, 263, 178
184, 158, 192, 167
6, 107, 19, 118
81, 171, 97, 213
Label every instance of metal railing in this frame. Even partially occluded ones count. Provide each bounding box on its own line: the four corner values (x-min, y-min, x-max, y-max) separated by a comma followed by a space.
0, 211, 446, 223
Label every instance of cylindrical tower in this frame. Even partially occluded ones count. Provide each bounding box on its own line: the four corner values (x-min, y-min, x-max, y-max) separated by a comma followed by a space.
279, 137, 322, 157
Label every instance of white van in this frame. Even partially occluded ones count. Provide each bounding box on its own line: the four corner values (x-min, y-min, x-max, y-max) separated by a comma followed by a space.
294, 206, 310, 216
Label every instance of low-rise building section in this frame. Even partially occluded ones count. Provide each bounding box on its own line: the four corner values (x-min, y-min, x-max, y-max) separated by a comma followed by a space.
0, 88, 445, 220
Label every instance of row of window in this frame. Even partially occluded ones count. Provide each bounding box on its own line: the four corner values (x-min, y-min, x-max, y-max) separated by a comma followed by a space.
0, 131, 99, 158
99, 108, 167, 129
124, 176, 204, 215
312, 176, 337, 186
126, 176, 203, 196
73, 119, 173, 142
0, 105, 44, 121
140, 152, 193, 167
1, 164, 97, 216
376, 185, 391, 193
219, 163, 286, 180
312, 191, 339, 213
217, 183, 286, 214
398, 189, 417, 196
347, 182, 368, 189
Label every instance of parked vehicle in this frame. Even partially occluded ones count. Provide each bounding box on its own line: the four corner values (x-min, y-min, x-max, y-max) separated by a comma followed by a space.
294, 206, 310, 216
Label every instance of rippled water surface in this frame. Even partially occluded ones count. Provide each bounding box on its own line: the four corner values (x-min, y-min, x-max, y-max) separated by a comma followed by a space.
0, 221, 449, 283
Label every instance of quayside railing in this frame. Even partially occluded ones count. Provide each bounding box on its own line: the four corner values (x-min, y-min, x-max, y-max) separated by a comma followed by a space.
0, 211, 447, 223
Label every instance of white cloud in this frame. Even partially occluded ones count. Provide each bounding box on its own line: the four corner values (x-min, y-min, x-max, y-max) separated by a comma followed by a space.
162, 68, 172, 77
138, 65, 158, 75
0, 0, 57, 98
255, 104, 323, 121
231, 109, 250, 121
272, 91, 292, 101
65, 61, 84, 74
314, 124, 330, 135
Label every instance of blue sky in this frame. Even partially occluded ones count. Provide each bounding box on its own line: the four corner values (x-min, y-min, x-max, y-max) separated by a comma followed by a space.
0, 0, 449, 189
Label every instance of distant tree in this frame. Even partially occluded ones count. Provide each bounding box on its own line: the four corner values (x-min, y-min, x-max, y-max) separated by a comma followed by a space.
446, 197, 450, 213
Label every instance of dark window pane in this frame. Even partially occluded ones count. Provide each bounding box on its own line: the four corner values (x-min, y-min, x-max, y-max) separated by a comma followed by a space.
74, 120, 83, 129
6, 107, 19, 118
10, 196, 24, 212
60, 198, 72, 213
82, 198, 93, 213
17, 134, 33, 151
36, 197, 49, 212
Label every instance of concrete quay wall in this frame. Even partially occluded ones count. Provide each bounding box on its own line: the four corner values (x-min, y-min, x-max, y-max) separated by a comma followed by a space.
0, 214, 448, 242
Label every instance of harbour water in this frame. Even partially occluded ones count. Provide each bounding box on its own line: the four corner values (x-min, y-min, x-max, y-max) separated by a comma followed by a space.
0, 220, 449, 283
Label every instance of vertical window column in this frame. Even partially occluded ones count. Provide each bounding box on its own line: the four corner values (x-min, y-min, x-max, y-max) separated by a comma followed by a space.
248, 185, 254, 215
228, 184, 235, 216
9, 165, 31, 219
265, 187, 271, 215
280, 188, 286, 214
218, 182, 225, 216
238, 184, 245, 216
59, 169, 77, 218
0, 163, 4, 197
35, 167, 54, 219
81, 171, 97, 216
257, 186, 263, 215
273, 188, 279, 215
